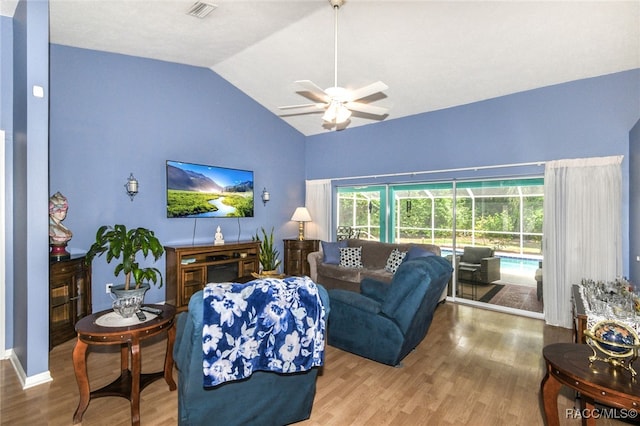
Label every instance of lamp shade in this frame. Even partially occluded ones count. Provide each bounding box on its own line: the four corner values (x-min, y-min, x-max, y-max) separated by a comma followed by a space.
291, 207, 312, 222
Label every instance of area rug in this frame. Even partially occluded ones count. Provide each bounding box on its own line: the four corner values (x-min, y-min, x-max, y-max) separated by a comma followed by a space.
457, 282, 504, 302
487, 283, 543, 313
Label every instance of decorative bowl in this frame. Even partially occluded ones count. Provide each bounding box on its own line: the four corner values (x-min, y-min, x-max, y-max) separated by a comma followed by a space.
112, 296, 143, 318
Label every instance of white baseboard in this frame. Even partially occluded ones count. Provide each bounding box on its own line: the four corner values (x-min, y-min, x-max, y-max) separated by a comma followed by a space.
8, 349, 52, 389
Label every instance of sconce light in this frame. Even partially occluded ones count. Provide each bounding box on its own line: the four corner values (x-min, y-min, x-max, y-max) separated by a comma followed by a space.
261, 188, 270, 206
291, 207, 312, 240
125, 173, 139, 201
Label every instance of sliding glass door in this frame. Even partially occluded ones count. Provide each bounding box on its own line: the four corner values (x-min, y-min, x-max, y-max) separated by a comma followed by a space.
336, 177, 544, 314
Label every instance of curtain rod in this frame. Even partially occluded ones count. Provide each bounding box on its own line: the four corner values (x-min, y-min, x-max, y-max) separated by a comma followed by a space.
329, 161, 545, 182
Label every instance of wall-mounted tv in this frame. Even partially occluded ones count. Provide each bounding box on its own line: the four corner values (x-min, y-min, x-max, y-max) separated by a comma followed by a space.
166, 160, 254, 218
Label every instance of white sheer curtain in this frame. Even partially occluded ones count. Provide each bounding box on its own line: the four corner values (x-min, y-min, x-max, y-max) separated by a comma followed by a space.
305, 179, 332, 242
543, 156, 623, 328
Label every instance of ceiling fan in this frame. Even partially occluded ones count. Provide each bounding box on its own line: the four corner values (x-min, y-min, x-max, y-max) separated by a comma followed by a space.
279, 0, 389, 129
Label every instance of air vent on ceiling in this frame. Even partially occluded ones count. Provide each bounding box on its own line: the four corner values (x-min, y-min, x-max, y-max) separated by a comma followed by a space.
187, 2, 217, 19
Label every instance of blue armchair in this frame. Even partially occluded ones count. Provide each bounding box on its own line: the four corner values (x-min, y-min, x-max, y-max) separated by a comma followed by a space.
327, 256, 452, 366
173, 282, 330, 426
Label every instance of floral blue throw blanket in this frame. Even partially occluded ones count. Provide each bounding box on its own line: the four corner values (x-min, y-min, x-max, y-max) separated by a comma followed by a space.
202, 276, 326, 387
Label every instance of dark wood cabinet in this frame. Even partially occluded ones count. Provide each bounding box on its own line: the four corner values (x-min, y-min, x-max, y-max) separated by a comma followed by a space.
283, 239, 319, 277
49, 255, 92, 349
165, 241, 260, 311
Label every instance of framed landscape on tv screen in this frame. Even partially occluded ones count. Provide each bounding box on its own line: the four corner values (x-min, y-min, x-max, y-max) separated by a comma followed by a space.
166, 160, 254, 218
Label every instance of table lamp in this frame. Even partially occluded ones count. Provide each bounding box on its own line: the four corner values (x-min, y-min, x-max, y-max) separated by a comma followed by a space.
291, 207, 312, 240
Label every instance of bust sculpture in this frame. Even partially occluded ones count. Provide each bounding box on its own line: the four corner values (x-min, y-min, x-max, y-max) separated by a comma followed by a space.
49, 191, 72, 259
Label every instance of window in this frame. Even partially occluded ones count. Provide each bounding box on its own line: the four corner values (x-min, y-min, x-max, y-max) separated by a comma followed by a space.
336, 186, 385, 240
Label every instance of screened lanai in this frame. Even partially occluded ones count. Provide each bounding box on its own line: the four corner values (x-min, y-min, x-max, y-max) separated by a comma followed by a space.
336, 177, 544, 314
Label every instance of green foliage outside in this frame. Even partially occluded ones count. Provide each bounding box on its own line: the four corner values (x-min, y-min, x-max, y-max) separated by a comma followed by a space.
338, 187, 544, 255
167, 190, 254, 217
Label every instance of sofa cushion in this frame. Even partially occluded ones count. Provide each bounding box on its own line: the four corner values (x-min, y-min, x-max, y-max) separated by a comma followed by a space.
321, 240, 347, 265
317, 262, 362, 283
462, 246, 493, 264
360, 268, 393, 284
403, 245, 436, 262
339, 246, 363, 268
384, 248, 407, 273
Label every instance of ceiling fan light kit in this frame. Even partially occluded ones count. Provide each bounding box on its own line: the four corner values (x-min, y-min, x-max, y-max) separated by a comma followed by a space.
279, 0, 389, 129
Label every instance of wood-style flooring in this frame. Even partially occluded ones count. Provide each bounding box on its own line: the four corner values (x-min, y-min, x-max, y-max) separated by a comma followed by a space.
0, 302, 630, 425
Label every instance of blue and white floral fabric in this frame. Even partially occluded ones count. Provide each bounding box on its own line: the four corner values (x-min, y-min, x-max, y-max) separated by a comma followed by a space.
201, 276, 326, 387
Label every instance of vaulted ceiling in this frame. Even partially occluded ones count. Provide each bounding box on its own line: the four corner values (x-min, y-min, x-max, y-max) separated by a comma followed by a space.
5, 1, 640, 136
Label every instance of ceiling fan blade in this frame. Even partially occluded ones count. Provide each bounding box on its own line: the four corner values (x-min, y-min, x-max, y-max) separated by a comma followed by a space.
347, 81, 389, 102
294, 80, 330, 102
278, 103, 325, 110
344, 101, 389, 116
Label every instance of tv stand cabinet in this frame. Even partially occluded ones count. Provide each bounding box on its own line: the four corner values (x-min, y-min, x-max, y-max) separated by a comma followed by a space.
165, 241, 260, 311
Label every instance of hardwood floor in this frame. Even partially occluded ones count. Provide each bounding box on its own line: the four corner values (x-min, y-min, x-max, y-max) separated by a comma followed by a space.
0, 303, 630, 425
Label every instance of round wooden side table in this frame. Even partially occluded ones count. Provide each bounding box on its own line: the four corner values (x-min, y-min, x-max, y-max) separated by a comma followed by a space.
72, 304, 177, 425
541, 343, 640, 426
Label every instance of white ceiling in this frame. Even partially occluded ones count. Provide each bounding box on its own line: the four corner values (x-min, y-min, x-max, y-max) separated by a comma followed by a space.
6, 1, 640, 136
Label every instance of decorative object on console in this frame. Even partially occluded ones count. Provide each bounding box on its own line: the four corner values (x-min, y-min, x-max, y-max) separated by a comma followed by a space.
86, 224, 164, 317
49, 191, 73, 260
584, 319, 640, 377
578, 278, 640, 377
125, 172, 138, 201
291, 207, 312, 240
261, 187, 270, 206
214, 225, 224, 245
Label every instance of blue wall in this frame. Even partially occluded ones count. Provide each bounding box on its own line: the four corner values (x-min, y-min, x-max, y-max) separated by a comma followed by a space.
11, 0, 50, 378
306, 70, 640, 277
1, 14, 14, 351
630, 118, 640, 282
49, 45, 307, 312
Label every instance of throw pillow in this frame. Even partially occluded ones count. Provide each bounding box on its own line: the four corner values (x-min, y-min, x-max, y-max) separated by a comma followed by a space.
402, 246, 436, 263
384, 248, 407, 273
339, 246, 363, 268
322, 240, 348, 265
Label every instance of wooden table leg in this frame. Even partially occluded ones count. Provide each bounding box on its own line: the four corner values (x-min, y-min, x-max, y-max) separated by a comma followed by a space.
579, 397, 597, 426
121, 342, 129, 372
130, 339, 141, 426
541, 366, 562, 426
72, 338, 89, 424
164, 321, 177, 390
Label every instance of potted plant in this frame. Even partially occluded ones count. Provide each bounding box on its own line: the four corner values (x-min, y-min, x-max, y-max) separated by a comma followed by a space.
253, 227, 281, 274
86, 224, 164, 316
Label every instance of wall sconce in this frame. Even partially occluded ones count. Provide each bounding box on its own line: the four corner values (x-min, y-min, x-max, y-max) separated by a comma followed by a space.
291, 207, 312, 240
125, 173, 139, 201
261, 188, 270, 206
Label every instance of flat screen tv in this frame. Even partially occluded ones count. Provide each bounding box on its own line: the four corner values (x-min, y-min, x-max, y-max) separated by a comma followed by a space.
166, 160, 254, 218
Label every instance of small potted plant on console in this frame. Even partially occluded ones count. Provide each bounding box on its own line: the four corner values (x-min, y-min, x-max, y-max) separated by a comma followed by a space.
86, 224, 164, 317
253, 226, 281, 276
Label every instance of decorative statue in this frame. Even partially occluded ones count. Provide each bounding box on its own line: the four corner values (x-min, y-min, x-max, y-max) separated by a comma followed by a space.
214, 225, 224, 245
49, 191, 72, 259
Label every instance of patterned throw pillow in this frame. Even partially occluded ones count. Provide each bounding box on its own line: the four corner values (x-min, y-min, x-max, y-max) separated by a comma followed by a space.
339, 246, 363, 268
384, 249, 407, 273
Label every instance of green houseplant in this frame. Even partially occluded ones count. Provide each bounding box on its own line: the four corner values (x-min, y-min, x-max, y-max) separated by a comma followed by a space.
86, 224, 165, 291
253, 227, 281, 273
